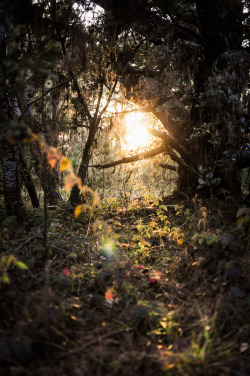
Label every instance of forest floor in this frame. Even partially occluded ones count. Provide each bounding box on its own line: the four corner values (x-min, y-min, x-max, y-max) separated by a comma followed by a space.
0, 194, 249, 376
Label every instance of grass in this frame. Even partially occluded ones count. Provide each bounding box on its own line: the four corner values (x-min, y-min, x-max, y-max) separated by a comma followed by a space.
0, 195, 249, 375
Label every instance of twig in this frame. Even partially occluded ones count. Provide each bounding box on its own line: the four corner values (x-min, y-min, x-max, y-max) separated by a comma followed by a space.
65, 328, 133, 355
47, 243, 79, 263
11, 232, 42, 253
159, 163, 177, 171
101, 106, 152, 119
18, 77, 73, 122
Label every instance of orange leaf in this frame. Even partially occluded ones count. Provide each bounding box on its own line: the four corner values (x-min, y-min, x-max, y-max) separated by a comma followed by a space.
77, 177, 82, 189
74, 204, 92, 218
93, 191, 99, 206
105, 287, 115, 300
80, 185, 90, 195
74, 205, 83, 218
65, 174, 78, 191
60, 156, 72, 172
48, 158, 57, 169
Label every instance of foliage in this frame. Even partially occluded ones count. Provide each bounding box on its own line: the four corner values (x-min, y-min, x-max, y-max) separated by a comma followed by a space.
0, 1, 250, 375
0, 195, 249, 375
0, 254, 27, 284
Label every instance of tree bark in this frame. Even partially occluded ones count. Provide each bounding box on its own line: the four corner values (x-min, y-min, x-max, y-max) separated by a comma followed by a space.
0, 1, 27, 220
91, 145, 167, 169
16, 90, 62, 206
19, 147, 40, 208
69, 120, 98, 204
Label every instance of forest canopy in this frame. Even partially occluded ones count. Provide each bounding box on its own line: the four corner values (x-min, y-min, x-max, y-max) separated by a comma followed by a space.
0, 0, 249, 218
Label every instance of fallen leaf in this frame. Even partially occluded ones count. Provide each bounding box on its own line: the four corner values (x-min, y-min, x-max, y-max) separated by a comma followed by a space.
105, 287, 115, 300
62, 267, 70, 276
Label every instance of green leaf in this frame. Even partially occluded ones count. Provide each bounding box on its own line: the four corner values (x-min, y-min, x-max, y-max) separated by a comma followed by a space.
1, 274, 10, 283
15, 261, 28, 270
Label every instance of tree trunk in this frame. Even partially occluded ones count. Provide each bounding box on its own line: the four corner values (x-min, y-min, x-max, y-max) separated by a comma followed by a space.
0, 1, 27, 220
69, 121, 98, 205
0, 143, 27, 219
19, 147, 40, 208
16, 90, 62, 206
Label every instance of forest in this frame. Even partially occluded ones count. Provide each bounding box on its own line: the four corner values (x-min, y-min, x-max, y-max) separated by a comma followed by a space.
0, 0, 249, 375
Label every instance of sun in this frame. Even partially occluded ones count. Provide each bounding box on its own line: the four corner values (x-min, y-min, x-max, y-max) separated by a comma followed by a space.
124, 112, 151, 150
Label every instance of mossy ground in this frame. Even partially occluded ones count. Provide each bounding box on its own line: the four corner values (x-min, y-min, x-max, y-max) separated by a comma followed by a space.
0, 195, 249, 376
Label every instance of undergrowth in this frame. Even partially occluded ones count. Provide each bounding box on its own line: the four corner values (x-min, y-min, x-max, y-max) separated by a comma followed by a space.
0, 195, 249, 376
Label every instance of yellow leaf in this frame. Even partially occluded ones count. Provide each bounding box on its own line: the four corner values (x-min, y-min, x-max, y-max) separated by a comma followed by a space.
160, 320, 167, 329
60, 156, 72, 172
93, 220, 111, 234
74, 204, 93, 218
74, 205, 83, 218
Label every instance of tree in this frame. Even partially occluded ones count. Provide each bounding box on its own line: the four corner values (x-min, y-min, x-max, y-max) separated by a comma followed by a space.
0, 0, 27, 220
92, 0, 249, 198
1, 0, 248, 219
58, 2, 145, 204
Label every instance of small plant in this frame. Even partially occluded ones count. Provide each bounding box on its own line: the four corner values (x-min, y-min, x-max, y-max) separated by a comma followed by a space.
0, 255, 28, 284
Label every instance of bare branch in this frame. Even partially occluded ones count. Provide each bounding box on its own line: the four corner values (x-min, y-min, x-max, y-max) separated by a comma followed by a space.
124, 65, 160, 77
99, 39, 146, 120
90, 145, 167, 169
165, 146, 199, 178
55, 28, 93, 123
159, 164, 177, 171
147, 128, 189, 159
72, 77, 93, 123
101, 106, 152, 119
68, 124, 90, 130
94, 79, 104, 121
18, 77, 73, 122
148, 128, 169, 141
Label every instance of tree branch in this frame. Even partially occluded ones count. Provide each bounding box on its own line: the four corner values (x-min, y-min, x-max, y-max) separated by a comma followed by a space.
147, 128, 189, 159
18, 77, 73, 122
165, 146, 200, 178
55, 25, 93, 123
159, 163, 177, 171
101, 106, 152, 119
90, 145, 167, 169
68, 124, 90, 130
94, 79, 104, 121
